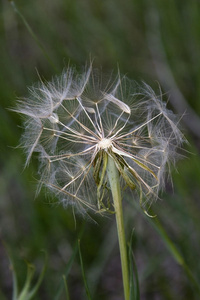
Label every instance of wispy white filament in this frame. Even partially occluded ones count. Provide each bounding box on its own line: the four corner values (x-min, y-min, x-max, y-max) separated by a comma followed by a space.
15, 65, 184, 215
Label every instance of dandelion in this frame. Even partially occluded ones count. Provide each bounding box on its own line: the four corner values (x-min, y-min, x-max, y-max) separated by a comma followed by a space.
15, 64, 184, 300
15, 65, 183, 214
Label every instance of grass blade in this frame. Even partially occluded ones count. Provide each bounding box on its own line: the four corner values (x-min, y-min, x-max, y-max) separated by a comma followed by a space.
54, 238, 81, 300
128, 231, 140, 300
62, 276, 71, 300
78, 240, 92, 300
9, 0, 57, 71
151, 217, 200, 296
131, 200, 200, 296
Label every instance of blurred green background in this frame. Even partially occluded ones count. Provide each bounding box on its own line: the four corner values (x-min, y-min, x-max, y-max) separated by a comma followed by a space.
1, 0, 200, 299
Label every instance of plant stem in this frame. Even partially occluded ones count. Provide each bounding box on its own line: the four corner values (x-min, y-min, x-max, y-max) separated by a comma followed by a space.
107, 155, 130, 300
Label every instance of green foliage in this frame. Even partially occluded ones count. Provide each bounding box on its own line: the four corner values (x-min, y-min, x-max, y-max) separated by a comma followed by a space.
78, 241, 92, 300
7, 251, 47, 300
128, 231, 140, 300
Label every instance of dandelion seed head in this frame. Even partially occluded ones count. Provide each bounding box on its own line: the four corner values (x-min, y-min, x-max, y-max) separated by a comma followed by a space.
15, 64, 185, 216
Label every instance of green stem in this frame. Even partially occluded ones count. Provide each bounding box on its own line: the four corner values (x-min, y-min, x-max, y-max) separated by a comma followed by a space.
107, 155, 130, 300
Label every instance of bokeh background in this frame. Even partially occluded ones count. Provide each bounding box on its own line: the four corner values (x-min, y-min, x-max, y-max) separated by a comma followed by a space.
1, 0, 200, 299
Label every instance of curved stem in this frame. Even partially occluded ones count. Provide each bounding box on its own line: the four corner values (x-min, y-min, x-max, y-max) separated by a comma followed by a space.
107, 155, 130, 300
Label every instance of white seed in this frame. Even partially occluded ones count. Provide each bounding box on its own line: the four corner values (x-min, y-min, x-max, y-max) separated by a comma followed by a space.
49, 113, 59, 123
98, 138, 112, 149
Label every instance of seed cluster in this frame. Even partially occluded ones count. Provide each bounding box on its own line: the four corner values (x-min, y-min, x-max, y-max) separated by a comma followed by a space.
15, 65, 184, 216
